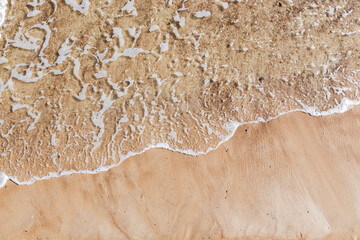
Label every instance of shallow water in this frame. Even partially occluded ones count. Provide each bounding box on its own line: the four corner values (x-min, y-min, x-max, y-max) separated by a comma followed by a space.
0, 0, 360, 184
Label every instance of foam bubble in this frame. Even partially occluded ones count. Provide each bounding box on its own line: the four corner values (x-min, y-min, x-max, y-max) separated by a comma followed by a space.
0, 0, 7, 39
194, 10, 211, 18
0, 172, 8, 188
64, 0, 90, 14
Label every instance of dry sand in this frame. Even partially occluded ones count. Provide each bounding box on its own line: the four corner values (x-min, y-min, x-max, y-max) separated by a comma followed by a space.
0, 107, 360, 239
1, 0, 360, 182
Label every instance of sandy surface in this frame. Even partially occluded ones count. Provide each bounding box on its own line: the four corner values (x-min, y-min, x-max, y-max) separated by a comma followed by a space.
1, 1, 360, 239
0, 107, 360, 239
1, 0, 360, 182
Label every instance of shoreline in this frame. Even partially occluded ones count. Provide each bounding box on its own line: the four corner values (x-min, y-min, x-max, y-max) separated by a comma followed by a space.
4, 96, 359, 186
1, 105, 360, 239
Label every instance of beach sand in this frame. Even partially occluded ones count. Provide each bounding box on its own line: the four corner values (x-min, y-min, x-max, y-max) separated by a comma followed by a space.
1, 0, 360, 183
1, 107, 360, 239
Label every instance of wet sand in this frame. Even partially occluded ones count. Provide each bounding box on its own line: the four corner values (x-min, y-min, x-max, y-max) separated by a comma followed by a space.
1, 107, 360, 239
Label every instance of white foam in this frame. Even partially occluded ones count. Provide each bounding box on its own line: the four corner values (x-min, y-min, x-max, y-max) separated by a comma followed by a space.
0, 172, 8, 188
0, 57, 8, 64
113, 27, 125, 47
122, 48, 143, 58
55, 37, 77, 65
173, 72, 183, 77
215, 0, 228, 9
122, 0, 137, 16
94, 70, 107, 79
149, 25, 160, 32
8, 97, 360, 186
74, 83, 89, 101
194, 10, 211, 18
64, 0, 90, 14
0, 0, 7, 37
26, 0, 45, 18
297, 98, 358, 116
73, 58, 81, 80
160, 39, 169, 53
173, 12, 185, 27
10, 63, 44, 83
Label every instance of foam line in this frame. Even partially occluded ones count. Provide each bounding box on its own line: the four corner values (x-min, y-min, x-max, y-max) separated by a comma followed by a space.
0, 172, 8, 188
7, 97, 360, 186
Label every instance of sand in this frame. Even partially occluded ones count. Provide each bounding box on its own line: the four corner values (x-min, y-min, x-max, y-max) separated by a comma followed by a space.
1, 0, 360, 182
0, 107, 359, 239
1, 1, 360, 239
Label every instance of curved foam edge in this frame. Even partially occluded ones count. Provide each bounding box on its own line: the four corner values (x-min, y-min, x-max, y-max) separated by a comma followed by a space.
7, 97, 360, 186
0, 172, 8, 188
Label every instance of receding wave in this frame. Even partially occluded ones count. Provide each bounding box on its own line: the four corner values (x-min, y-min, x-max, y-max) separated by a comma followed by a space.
0, 0, 360, 184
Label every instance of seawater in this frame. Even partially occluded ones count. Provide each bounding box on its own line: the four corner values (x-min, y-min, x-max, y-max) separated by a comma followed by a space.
0, 0, 360, 185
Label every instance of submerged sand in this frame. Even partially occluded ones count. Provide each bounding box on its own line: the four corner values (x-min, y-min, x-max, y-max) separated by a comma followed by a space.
0, 107, 360, 239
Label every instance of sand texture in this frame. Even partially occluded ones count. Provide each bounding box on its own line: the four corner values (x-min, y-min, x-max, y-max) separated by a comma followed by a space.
1, 1, 360, 239
0, 107, 360, 239
1, 0, 360, 182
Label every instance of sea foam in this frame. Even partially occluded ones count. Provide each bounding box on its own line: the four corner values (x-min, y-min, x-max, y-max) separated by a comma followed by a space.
0, 0, 7, 35
0, 172, 8, 188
